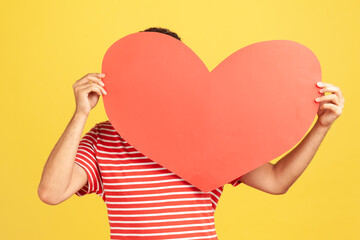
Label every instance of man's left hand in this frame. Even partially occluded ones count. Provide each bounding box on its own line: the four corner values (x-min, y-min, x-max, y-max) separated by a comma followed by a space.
315, 82, 345, 129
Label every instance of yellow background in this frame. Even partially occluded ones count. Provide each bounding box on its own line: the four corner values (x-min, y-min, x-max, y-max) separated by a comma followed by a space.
1, 0, 359, 239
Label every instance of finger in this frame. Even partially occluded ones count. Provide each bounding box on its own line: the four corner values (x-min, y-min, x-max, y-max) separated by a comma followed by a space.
88, 82, 107, 95
319, 85, 343, 100
84, 75, 105, 87
316, 82, 335, 88
77, 73, 105, 86
84, 84, 102, 96
74, 73, 105, 87
315, 94, 342, 106
78, 82, 107, 95
86, 73, 105, 78
321, 103, 343, 116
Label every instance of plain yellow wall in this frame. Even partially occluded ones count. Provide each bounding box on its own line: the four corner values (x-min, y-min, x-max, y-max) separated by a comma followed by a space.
1, 0, 359, 239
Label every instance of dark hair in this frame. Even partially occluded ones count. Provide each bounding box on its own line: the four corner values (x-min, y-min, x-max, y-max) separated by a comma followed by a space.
141, 27, 181, 41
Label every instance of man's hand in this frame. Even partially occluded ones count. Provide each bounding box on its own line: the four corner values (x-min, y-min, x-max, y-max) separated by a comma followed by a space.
315, 81, 345, 129
73, 73, 107, 116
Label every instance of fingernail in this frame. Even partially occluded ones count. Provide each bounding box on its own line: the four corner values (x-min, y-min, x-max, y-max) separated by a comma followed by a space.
100, 73, 105, 77
315, 98, 320, 102
317, 82, 323, 87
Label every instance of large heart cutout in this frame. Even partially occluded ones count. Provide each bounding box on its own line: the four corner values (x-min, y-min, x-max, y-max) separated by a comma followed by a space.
102, 32, 321, 192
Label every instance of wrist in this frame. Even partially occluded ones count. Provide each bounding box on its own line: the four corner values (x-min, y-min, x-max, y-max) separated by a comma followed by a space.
74, 110, 89, 119
314, 120, 331, 134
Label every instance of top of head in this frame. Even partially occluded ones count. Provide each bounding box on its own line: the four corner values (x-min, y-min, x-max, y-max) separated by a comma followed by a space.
140, 27, 182, 41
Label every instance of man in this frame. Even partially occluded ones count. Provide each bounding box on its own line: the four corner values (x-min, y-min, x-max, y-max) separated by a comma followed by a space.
38, 27, 345, 239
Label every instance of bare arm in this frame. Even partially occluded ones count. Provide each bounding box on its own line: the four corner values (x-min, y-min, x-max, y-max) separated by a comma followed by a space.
273, 121, 329, 193
238, 82, 345, 194
38, 73, 106, 205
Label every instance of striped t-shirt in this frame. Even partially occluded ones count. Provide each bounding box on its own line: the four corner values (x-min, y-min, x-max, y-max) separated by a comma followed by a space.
74, 120, 243, 240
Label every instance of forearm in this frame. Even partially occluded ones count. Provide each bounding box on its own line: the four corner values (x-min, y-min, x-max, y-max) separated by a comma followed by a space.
273, 120, 330, 192
38, 112, 88, 201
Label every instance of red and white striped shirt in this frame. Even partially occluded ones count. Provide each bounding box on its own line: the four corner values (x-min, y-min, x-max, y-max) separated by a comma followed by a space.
74, 120, 243, 240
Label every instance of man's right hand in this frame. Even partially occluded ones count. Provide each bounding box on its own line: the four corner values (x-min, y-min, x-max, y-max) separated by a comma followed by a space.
73, 73, 107, 116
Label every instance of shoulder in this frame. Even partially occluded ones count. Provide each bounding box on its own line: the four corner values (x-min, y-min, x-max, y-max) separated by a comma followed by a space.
96, 119, 112, 128
95, 120, 120, 136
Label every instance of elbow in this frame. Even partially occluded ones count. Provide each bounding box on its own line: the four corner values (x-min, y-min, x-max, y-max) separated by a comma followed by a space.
38, 186, 61, 205
272, 185, 289, 195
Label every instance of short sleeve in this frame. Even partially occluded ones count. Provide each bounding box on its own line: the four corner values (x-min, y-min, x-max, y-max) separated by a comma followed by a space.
229, 175, 244, 187
74, 123, 104, 198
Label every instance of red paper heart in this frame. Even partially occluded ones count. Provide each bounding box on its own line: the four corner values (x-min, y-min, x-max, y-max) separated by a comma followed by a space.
102, 32, 321, 192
